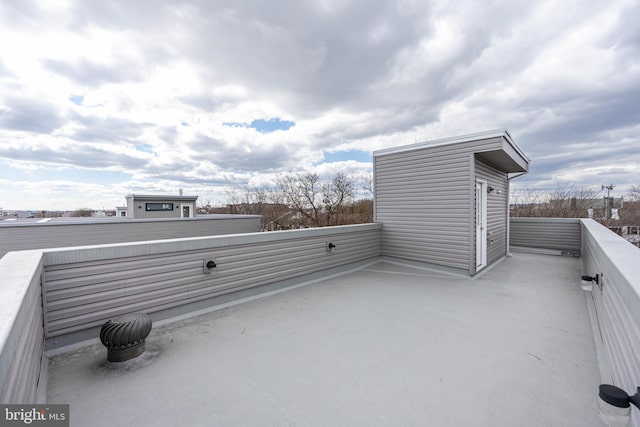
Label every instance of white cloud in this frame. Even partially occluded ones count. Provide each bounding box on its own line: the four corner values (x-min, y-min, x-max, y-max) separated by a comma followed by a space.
0, 0, 638, 210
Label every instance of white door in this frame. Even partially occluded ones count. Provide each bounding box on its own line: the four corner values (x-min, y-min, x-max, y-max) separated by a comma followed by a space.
181, 204, 192, 218
475, 180, 487, 271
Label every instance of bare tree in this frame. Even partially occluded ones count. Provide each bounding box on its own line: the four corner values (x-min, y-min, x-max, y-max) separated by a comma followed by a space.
360, 173, 374, 197
223, 172, 369, 229
225, 184, 290, 229
274, 172, 358, 227
546, 183, 601, 218
510, 186, 543, 217
276, 172, 323, 226
622, 185, 640, 226
511, 183, 603, 218
573, 185, 602, 217
323, 172, 356, 226
70, 208, 93, 217
347, 199, 374, 223
547, 183, 576, 217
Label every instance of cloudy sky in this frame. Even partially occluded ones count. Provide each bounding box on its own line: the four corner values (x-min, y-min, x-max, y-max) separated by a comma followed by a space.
1, 0, 639, 211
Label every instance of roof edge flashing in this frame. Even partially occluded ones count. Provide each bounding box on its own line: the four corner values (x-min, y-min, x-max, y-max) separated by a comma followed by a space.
373, 128, 510, 157
125, 194, 199, 201
501, 129, 530, 163
373, 129, 530, 163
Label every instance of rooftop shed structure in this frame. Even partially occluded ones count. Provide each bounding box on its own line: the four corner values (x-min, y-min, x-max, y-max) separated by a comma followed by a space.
125, 194, 198, 219
373, 129, 530, 275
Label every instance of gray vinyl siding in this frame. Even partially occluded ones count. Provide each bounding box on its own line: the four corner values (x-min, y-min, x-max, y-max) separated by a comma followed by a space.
126, 197, 134, 217
475, 159, 509, 265
510, 218, 581, 253
375, 138, 504, 272
42, 224, 381, 338
0, 216, 260, 258
0, 251, 45, 404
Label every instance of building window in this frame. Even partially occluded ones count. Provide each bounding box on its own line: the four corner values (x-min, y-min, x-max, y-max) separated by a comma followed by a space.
145, 203, 174, 211
120, 211, 126, 217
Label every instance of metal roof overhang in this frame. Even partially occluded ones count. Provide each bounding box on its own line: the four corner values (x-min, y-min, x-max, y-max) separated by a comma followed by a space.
476, 147, 529, 173
475, 131, 530, 174
373, 129, 530, 175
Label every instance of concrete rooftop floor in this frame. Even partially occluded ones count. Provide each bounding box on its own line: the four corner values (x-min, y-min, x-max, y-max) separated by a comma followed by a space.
46, 252, 604, 427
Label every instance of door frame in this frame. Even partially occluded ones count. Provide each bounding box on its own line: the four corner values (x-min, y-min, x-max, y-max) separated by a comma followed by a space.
180, 203, 192, 218
475, 179, 488, 271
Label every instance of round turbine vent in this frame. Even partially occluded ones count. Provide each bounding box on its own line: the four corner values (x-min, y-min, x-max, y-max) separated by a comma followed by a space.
100, 313, 152, 362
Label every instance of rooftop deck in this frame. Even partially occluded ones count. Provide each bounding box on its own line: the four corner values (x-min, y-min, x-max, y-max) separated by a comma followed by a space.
46, 252, 603, 426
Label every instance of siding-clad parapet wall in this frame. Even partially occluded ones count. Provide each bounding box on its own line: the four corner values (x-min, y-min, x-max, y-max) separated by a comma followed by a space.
0, 251, 45, 404
42, 223, 382, 339
581, 219, 640, 427
510, 217, 581, 254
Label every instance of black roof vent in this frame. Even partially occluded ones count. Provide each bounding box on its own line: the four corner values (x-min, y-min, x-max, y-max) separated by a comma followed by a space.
100, 313, 152, 363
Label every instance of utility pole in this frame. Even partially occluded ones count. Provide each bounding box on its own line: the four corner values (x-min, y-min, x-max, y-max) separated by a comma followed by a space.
602, 184, 615, 219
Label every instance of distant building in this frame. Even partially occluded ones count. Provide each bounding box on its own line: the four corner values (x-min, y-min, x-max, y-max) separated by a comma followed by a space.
551, 197, 624, 210
551, 197, 624, 219
116, 206, 127, 217
4, 210, 38, 218
125, 193, 198, 219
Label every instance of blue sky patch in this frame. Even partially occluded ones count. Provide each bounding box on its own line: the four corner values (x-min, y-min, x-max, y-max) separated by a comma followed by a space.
69, 94, 84, 105
249, 118, 295, 133
135, 143, 154, 154
223, 118, 295, 133
323, 149, 372, 163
